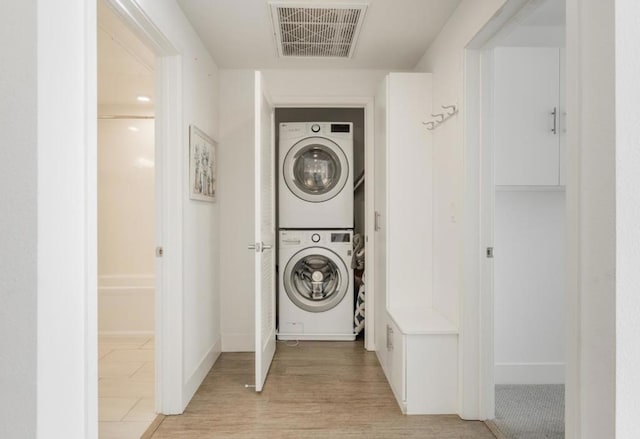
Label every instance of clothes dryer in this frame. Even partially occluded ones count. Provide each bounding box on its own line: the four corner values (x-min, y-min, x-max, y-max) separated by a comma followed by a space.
278, 229, 355, 341
279, 122, 353, 229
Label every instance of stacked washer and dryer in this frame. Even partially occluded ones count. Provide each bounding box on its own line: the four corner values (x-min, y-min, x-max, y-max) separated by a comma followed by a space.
277, 122, 356, 341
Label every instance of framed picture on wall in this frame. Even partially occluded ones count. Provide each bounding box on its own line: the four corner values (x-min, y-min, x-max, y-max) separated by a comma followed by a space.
189, 125, 217, 202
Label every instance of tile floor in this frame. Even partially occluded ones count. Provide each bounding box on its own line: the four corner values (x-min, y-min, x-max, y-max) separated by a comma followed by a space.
99, 335, 156, 439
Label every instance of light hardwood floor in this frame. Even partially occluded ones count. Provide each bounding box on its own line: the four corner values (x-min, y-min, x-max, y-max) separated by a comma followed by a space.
151, 340, 496, 438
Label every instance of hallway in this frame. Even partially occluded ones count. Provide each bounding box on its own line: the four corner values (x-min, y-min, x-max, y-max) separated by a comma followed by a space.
150, 341, 495, 438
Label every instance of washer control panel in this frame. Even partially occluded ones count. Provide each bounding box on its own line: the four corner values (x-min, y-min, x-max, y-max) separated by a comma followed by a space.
280, 230, 352, 246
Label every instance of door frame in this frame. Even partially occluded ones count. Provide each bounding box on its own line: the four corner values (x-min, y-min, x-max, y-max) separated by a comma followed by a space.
270, 95, 376, 351
102, 0, 184, 414
461, 0, 575, 422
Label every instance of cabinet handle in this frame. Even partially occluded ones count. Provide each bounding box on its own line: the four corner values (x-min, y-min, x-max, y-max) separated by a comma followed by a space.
551, 107, 558, 135
374, 211, 381, 231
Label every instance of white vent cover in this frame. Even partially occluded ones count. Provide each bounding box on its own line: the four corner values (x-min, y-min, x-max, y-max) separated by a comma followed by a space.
269, 2, 368, 58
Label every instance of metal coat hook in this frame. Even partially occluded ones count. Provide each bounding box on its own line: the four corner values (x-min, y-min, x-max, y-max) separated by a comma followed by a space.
421, 121, 436, 130
442, 104, 458, 116
422, 104, 459, 131
431, 113, 445, 122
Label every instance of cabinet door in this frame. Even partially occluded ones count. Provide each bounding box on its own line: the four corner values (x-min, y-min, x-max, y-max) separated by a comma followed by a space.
493, 47, 560, 186
386, 317, 405, 407
374, 77, 389, 362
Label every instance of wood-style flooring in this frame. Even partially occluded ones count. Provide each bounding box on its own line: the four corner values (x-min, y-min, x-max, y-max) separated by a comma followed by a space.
151, 340, 496, 438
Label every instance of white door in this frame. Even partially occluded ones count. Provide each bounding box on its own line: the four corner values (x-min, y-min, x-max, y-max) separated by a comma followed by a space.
252, 71, 276, 392
493, 47, 561, 186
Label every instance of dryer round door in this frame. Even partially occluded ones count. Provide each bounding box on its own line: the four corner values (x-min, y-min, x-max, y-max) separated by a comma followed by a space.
282, 137, 349, 203
283, 247, 349, 313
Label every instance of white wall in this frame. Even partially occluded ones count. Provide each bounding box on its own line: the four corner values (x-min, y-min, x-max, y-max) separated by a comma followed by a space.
616, 2, 640, 437
218, 69, 256, 351
493, 25, 565, 47
218, 69, 388, 352
386, 73, 433, 311
0, 2, 37, 437
414, 2, 507, 419
263, 69, 389, 101
135, 0, 222, 408
414, 0, 507, 329
494, 190, 565, 384
37, 1, 98, 437
565, 0, 615, 437
98, 118, 155, 334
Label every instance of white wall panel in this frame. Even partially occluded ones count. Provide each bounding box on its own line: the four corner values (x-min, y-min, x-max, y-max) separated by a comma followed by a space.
219, 70, 256, 351
0, 2, 37, 437
494, 190, 565, 384
386, 73, 433, 310
565, 0, 615, 437
616, 1, 640, 437
36, 1, 97, 436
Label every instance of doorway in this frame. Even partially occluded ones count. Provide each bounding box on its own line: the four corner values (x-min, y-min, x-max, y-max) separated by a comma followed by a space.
270, 100, 375, 355
465, 0, 567, 437
274, 108, 366, 344
248, 87, 377, 389
97, 1, 158, 437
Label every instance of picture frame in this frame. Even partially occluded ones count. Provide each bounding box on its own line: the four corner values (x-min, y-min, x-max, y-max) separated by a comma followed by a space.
189, 125, 217, 202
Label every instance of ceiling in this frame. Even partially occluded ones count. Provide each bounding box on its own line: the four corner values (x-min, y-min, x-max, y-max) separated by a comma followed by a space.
524, 0, 565, 26
176, 0, 462, 70
97, 0, 155, 112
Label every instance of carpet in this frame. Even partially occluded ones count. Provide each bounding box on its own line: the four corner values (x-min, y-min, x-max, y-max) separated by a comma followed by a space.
493, 384, 564, 439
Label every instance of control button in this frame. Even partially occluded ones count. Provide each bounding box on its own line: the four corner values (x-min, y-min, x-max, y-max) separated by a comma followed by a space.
311, 233, 321, 243
311, 124, 321, 133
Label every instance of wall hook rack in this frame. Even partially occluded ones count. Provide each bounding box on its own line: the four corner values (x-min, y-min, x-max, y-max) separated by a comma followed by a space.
423, 104, 459, 131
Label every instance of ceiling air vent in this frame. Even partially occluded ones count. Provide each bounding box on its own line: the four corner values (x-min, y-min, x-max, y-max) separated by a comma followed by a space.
269, 2, 368, 58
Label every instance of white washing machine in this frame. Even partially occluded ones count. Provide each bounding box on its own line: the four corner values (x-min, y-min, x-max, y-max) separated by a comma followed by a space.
279, 122, 353, 229
278, 229, 355, 341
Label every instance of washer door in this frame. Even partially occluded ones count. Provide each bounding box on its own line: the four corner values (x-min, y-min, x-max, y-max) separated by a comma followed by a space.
283, 247, 349, 313
283, 137, 349, 203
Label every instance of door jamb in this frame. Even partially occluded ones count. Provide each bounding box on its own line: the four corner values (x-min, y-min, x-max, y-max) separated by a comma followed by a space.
270, 96, 376, 351
102, 0, 184, 414
461, 0, 574, 422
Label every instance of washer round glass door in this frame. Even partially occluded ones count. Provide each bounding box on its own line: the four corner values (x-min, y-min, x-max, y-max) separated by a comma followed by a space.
283, 247, 349, 313
283, 137, 349, 203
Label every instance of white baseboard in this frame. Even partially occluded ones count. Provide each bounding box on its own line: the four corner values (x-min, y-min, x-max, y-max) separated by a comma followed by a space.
98, 274, 154, 334
98, 287, 154, 333
98, 330, 154, 337
222, 333, 254, 352
99, 274, 154, 288
183, 337, 222, 409
495, 362, 565, 384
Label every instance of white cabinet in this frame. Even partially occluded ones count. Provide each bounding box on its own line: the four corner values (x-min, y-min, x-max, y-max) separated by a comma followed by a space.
493, 47, 562, 186
385, 309, 458, 414
384, 73, 433, 311
374, 72, 459, 415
